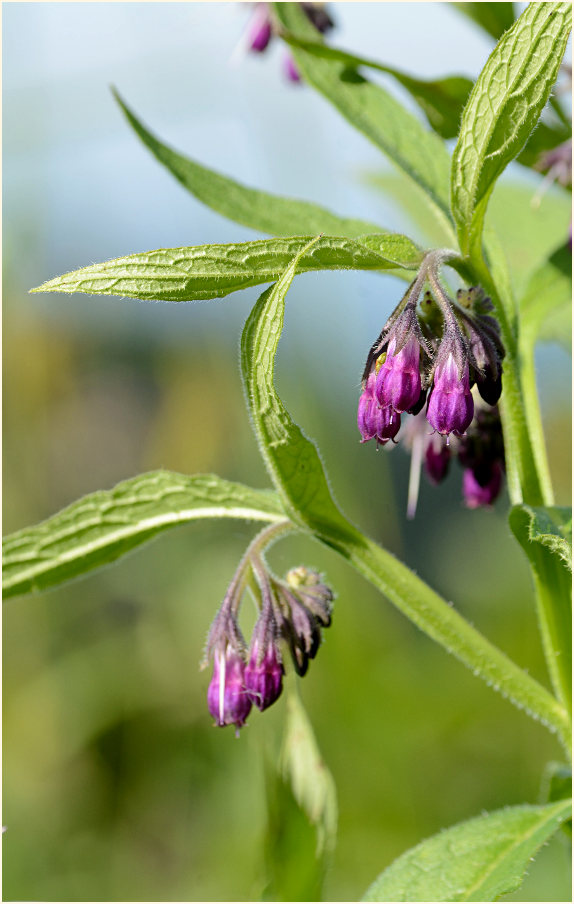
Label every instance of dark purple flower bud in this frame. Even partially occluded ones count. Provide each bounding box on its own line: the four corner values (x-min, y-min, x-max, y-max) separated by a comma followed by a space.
375, 335, 422, 413
427, 349, 474, 437
247, 4, 273, 53
462, 462, 503, 508
424, 436, 451, 485
357, 373, 401, 444
244, 641, 283, 711
286, 567, 334, 627
284, 53, 301, 82
302, 2, 335, 34
207, 648, 252, 729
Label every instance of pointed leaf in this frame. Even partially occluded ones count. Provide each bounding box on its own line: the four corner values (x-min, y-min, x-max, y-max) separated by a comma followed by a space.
451, 2, 572, 258
272, 3, 455, 240
362, 799, 572, 902
280, 35, 473, 140
31, 233, 423, 302
2, 471, 286, 599
113, 88, 386, 239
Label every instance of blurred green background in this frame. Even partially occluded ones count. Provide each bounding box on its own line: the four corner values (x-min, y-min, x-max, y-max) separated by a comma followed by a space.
3, 3, 571, 901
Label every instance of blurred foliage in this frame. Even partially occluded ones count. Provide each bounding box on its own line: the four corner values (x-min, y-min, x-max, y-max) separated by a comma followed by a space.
3, 3, 572, 901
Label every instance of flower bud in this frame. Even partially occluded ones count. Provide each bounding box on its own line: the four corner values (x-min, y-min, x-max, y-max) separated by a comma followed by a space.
427, 344, 474, 437
375, 335, 422, 414
424, 436, 451, 485
244, 596, 283, 711
207, 648, 252, 729
284, 54, 301, 82
357, 373, 401, 444
462, 462, 503, 508
249, 17, 272, 52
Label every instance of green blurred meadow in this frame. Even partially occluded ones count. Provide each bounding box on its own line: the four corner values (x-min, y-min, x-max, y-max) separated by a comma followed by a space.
3, 3, 572, 901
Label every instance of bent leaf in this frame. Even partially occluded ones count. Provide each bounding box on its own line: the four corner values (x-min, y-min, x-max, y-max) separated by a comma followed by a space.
2, 471, 286, 599
31, 233, 422, 302
240, 235, 354, 539
451, 2, 572, 258
281, 35, 473, 140
510, 504, 572, 574
362, 799, 572, 902
273, 3, 454, 240
113, 89, 386, 239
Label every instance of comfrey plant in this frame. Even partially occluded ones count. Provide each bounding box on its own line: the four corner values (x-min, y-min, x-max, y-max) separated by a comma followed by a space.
3, 3, 572, 901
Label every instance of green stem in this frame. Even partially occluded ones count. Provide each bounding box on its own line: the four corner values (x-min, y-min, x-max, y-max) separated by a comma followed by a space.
309, 523, 571, 754
519, 335, 555, 506
530, 549, 572, 715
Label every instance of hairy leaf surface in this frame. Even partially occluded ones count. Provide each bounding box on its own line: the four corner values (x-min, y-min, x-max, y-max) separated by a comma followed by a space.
362, 799, 572, 902
273, 3, 454, 238
2, 471, 286, 598
452, 2, 572, 258
114, 89, 386, 239
31, 234, 422, 302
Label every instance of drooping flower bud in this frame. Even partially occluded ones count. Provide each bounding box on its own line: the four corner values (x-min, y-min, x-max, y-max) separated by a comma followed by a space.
286, 567, 334, 627
284, 53, 301, 82
462, 462, 503, 508
357, 372, 401, 445
244, 596, 283, 711
375, 335, 422, 413
207, 647, 252, 728
424, 435, 451, 485
427, 338, 474, 437
248, 13, 272, 52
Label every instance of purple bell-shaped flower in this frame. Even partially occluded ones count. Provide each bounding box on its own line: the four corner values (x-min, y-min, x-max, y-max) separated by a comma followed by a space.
207, 647, 252, 729
427, 344, 474, 437
375, 334, 422, 414
462, 462, 503, 508
244, 597, 283, 711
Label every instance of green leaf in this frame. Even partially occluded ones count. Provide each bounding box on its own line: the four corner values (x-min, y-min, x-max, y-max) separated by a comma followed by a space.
520, 241, 572, 350
241, 246, 571, 749
509, 504, 572, 711
510, 504, 572, 573
240, 235, 354, 539
452, 2, 516, 41
31, 233, 423, 302
2, 471, 287, 599
362, 799, 572, 902
280, 690, 337, 856
272, 3, 455, 240
451, 2, 572, 259
280, 35, 473, 140
113, 88, 386, 239
262, 690, 337, 900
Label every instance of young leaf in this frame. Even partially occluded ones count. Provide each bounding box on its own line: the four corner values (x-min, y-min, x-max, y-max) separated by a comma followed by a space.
280, 690, 337, 856
241, 247, 571, 749
112, 89, 387, 239
509, 504, 572, 712
2, 471, 287, 599
451, 2, 516, 41
31, 233, 423, 302
279, 35, 473, 140
272, 3, 455, 241
451, 2, 572, 259
362, 799, 572, 902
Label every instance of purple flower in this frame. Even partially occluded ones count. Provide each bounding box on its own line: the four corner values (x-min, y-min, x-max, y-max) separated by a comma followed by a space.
427, 350, 474, 437
284, 53, 301, 82
424, 435, 451, 484
207, 647, 252, 728
357, 373, 401, 444
244, 641, 283, 711
249, 17, 272, 53
462, 462, 503, 508
375, 335, 422, 413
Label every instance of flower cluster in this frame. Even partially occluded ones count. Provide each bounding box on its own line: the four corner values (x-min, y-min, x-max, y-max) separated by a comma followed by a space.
245, 2, 334, 81
358, 266, 506, 513
203, 546, 334, 732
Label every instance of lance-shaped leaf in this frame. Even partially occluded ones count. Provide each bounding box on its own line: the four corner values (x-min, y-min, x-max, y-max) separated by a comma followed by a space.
272, 3, 455, 241
451, 2, 572, 259
362, 799, 572, 902
280, 35, 473, 140
2, 471, 287, 599
240, 244, 571, 749
113, 88, 386, 239
31, 233, 423, 302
